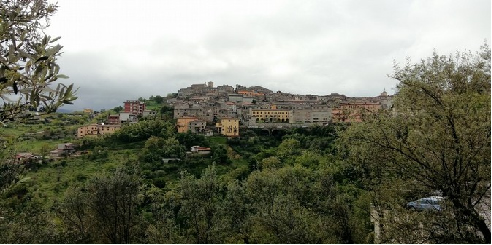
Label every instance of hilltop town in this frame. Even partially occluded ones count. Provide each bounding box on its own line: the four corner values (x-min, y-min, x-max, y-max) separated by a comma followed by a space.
78, 81, 393, 138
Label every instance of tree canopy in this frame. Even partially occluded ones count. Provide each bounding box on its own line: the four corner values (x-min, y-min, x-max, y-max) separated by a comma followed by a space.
0, 0, 77, 122
340, 44, 491, 243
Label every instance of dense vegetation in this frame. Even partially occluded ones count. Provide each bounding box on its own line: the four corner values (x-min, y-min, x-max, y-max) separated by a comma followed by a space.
2, 115, 374, 243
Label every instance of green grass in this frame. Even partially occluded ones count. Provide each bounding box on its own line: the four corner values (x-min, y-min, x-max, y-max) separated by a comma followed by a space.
144, 100, 161, 111
209, 136, 227, 145
25, 148, 139, 207
5, 114, 252, 209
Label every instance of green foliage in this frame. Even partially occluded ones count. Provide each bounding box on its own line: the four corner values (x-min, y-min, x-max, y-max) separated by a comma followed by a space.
276, 138, 301, 161
0, 0, 77, 121
51, 168, 144, 243
176, 131, 209, 149
86, 169, 142, 243
211, 144, 229, 164
111, 119, 175, 143
112, 106, 123, 113
340, 44, 491, 243
159, 105, 173, 119
55, 187, 92, 243
162, 137, 186, 158
2, 44, 489, 243
0, 199, 62, 243
153, 95, 164, 104
260, 156, 282, 169
0, 161, 25, 192
177, 166, 222, 243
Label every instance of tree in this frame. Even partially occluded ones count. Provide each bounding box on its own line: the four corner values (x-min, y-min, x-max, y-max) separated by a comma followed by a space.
55, 187, 92, 243
0, 161, 24, 192
243, 166, 343, 243
276, 138, 301, 162
211, 144, 229, 164
159, 105, 173, 119
141, 136, 165, 162
0, 0, 77, 122
112, 119, 175, 143
340, 44, 491, 243
153, 95, 163, 104
177, 166, 222, 243
112, 106, 123, 113
162, 137, 185, 159
260, 156, 282, 169
86, 169, 142, 243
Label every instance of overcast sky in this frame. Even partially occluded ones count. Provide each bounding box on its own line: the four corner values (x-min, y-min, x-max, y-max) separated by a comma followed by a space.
46, 0, 491, 111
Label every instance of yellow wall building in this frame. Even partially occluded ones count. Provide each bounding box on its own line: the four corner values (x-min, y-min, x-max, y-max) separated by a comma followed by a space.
99, 124, 121, 136
251, 105, 292, 123
237, 90, 264, 97
216, 118, 239, 137
77, 124, 99, 138
77, 124, 121, 138
83, 108, 93, 114
176, 116, 199, 133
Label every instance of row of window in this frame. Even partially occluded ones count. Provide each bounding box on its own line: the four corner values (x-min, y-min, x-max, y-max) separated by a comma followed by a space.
252, 111, 289, 115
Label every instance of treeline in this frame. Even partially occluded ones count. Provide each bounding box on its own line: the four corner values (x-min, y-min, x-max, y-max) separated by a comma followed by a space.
49, 164, 369, 243
1, 121, 373, 243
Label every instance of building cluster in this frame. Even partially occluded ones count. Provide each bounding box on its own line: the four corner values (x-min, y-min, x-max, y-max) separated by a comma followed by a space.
14, 143, 83, 164
170, 82, 393, 137
77, 100, 156, 138
77, 82, 393, 139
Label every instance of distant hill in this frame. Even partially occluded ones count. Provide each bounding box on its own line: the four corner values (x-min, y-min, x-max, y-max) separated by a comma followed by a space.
56, 108, 73, 114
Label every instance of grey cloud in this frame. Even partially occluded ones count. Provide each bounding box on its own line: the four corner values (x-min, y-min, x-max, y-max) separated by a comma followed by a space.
53, 0, 489, 111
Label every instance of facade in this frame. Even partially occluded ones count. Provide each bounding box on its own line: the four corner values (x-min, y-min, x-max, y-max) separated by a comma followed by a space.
77, 124, 121, 138
292, 108, 332, 125
228, 94, 244, 103
99, 124, 121, 136
176, 116, 199, 133
107, 114, 120, 125
124, 100, 146, 116
332, 101, 381, 123
250, 105, 292, 123
142, 110, 157, 117
119, 112, 138, 123
174, 103, 203, 119
237, 90, 264, 98
50, 143, 76, 158
77, 124, 99, 138
189, 120, 206, 134
216, 118, 239, 137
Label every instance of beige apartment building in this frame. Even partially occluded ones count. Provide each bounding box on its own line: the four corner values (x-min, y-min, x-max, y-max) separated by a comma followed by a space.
250, 105, 292, 123
77, 124, 121, 138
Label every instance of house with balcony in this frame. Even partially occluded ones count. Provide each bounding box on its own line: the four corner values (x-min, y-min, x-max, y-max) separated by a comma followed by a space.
189, 120, 206, 134
107, 114, 120, 125
124, 100, 146, 116
216, 118, 239, 137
